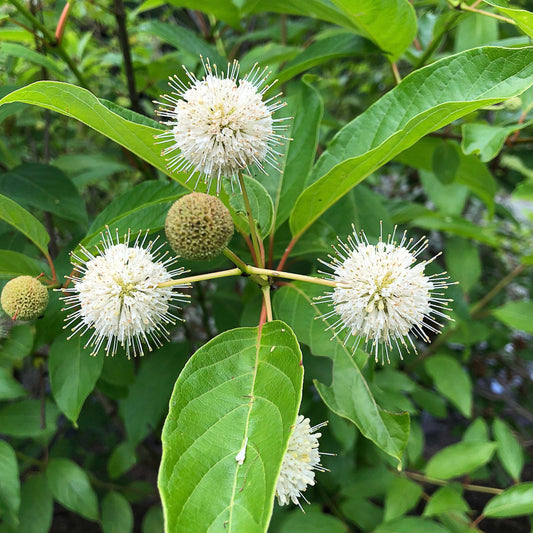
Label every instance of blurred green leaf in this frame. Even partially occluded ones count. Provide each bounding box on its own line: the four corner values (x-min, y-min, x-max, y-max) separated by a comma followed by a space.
46, 459, 99, 521
492, 301, 533, 334
454, 12, 498, 52
425, 355, 472, 418
374, 516, 450, 533
384, 477, 423, 522
0, 399, 59, 439
49, 332, 105, 424
0, 43, 63, 76
158, 321, 303, 533
278, 505, 346, 532
483, 1, 533, 38
423, 486, 469, 517
426, 441, 497, 480
0, 367, 27, 400
0, 325, 34, 367
291, 47, 533, 237
0, 440, 20, 528
432, 141, 460, 184
102, 492, 134, 533
0, 250, 47, 279
142, 506, 164, 533
493, 418, 524, 482
107, 441, 137, 480
14, 474, 53, 533
445, 237, 481, 293
483, 483, 533, 518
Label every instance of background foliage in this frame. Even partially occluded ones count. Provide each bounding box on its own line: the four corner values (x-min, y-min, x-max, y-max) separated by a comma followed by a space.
1, 0, 533, 532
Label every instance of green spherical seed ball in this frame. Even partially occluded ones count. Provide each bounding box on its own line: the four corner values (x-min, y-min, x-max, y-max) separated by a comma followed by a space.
1, 275, 49, 321
165, 192, 234, 261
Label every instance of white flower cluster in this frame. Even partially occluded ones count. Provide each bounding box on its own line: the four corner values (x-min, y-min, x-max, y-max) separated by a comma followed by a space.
276, 415, 327, 508
320, 226, 452, 364
155, 58, 287, 192
61, 228, 188, 358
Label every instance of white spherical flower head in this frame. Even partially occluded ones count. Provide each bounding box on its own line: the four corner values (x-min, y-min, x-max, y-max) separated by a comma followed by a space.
155, 58, 287, 193
61, 228, 189, 358
276, 415, 327, 509
319, 225, 453, 364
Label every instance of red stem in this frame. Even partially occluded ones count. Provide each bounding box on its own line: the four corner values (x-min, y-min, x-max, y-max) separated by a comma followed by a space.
276, 237, 298, 271
55, 1, 70, 44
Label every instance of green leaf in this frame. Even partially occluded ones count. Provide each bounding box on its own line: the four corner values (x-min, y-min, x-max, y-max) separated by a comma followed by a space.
461, 121, 533, 162
46, 458, 99, 521
0, 82, 187, 184
483, 483, 533, 518
423, 486, 470, 517
0, 367, 27, 400
374, 516, 450, 533
492, 301, 533, 334
454, 12, 498, 52
0, 325, 34, 367
463, 418, 489, 443
0, 42, 63, 76
120, 342, 188, 445
483, 1, 533, 38
432, 141, 460, 184
0, 399, 59, 439
384, 477, 423, 522
426, 442, 497, 480
273, 283, 409, 466
493, 418, 524, 481
49, 332, 105, 424
424, 355, 472, 418
102, 492, 133, 533
319, 0, 417, 61
278, 505, 346, 532
107, 441, 137, 480
139, 21, 226, 67
0, 440, 20, 528
276, 32, 376, 85
158, 321, 303, 533
142, 506, 164, 533
445, 237, 481, 293
0, 250, 47, 279
262, 78, 323, 230
0, 163, 88, 224
290, 47, 533, 238
14, 474, 53, 533
0, 194, 49, 256
226, 175, 274, 238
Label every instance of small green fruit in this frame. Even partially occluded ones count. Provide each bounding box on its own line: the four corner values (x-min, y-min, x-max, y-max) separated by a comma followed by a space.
165, 192, 234, 261
1, 275, 49, 321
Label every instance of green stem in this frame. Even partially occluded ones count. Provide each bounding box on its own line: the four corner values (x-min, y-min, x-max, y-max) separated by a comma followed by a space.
262, 286, 273, 322
158, 267, 242, 288
223, 247, 248, 271
460, 3, 515, 24
7, 0, 90, 89
247, 266, 339, 288
404, 471, 503, 495
238, 172, 264, 267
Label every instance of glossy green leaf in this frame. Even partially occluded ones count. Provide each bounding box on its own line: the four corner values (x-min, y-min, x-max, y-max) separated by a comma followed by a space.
425, 355, 472, 418
492, 301, 533, 334
374, 516, 450, 533
483, 483, 533, 518
0, 194, 49, 256
0, 82, 183, 184
120, 342, 188, 445
0, 250, 46, 279
290, 47, 533, 238
423, 486, 469, 517
276, 32, 376, 85
493, 418, 524, 481
0, 163, 88, 224
483, 1, 533, 38
384, 477, 423, 522
14, 474, 53, 533
0, 399, 59, 439
426, 442, 497, 480
46, 458, 99, 521
102, 492, 134, 533
0, 367, 27, 400
274, 283, 409, 466
158, 321, 303, 533
49, 332, 105, 424
0, 440, 20, 528
461, 121, 533, 162
262, 78, 323, 230
327, 0, 417, 61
